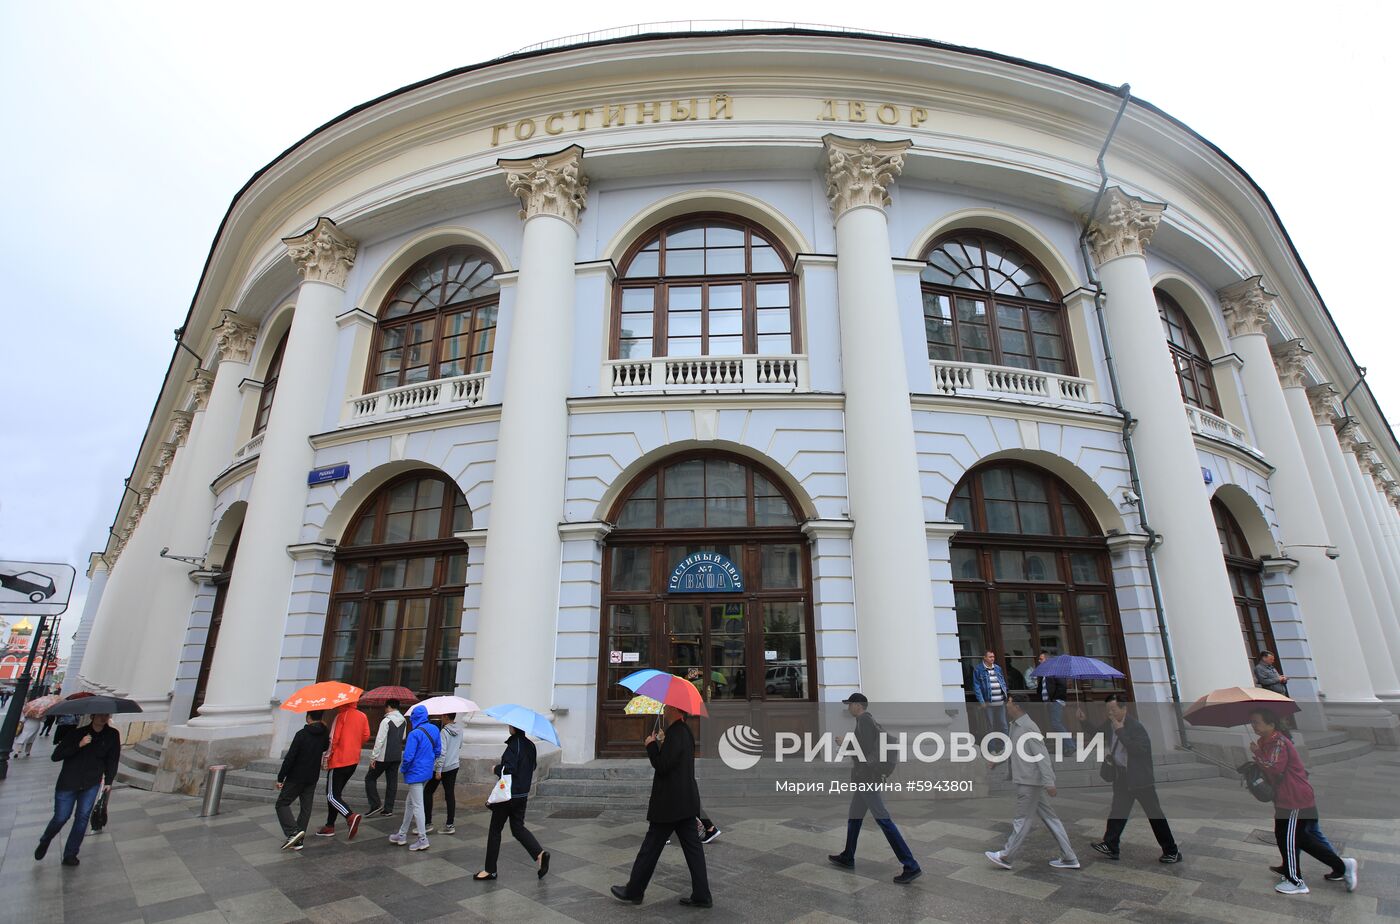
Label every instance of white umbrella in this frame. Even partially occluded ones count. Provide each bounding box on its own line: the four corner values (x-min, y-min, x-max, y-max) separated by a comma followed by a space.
416, 695, 479, 716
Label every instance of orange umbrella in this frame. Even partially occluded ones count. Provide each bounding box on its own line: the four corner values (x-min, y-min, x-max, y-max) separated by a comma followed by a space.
1184, 686, 1297, 728
281, 681, 362, 713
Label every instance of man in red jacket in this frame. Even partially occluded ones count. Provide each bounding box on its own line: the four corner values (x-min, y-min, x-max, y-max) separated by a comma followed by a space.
316, 702, 368, 840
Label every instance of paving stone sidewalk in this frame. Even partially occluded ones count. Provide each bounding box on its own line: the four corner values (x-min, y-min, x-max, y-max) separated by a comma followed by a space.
1, 745, 1397, 923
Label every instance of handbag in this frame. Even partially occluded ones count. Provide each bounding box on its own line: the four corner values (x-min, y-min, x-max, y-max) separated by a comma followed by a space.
1099, 761, 1117, 783
487, 774, 513, 805
1237, 761, 1275, 803
90, 790, 109, 831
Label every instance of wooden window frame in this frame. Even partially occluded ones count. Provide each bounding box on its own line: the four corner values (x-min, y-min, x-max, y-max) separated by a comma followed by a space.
365, 247, 501, 393
610, 213, 801, 359
1211, 498, 1278, 663
1156, 290, 1223, 416
921, 231, 1077, 375
252, 333, 288, 437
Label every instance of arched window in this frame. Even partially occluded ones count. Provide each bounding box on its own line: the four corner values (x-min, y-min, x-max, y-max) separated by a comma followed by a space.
321, 472, 470, 697
613, 215, 799, 359
369, 247, 500, 392
1157, 290, 1221, 415
922, 232, 1072, 374
949, 463, 1128, 697
598, 452, 812, 756
253, 333, 287, 436
1212, 498, 1277, 663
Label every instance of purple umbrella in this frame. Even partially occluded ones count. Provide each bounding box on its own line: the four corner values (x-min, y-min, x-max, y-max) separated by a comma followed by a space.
1033, 654, 1124, 680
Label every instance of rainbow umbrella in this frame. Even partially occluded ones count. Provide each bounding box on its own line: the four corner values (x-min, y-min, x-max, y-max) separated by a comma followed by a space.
617, 669, 708, 717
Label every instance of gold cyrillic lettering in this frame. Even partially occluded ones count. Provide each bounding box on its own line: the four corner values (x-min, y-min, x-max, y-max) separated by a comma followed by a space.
817, 99, 838, 121
847, 101, 866, 122
876, 103, 899, 125
636, 101, 662, 123
572, 108, 594, 130
602, 104, 626, 127
544, 112, 565, 135
670, 99, 698, 121
491, 123, 508, 146
910, 106, 928, 128
709, 93, 732, 119
513, 118, 536, 140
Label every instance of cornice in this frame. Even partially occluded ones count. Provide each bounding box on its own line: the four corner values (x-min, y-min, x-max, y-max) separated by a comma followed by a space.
567, 393, 845, 415
908, 393, 1121, 432
309, 403, 503, 451
211, 456, 258, 498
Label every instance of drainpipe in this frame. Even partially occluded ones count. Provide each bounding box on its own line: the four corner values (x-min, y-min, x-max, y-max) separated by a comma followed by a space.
1077, 83, 1191, 749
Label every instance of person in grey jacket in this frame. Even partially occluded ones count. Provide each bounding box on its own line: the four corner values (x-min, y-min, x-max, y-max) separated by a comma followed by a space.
985, 696, 1078, 870
424, 713, 462, 834
1253, 651, 1289, 696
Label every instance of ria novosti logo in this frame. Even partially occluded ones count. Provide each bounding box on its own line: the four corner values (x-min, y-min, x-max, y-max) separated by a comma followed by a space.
717, 724, 764, 770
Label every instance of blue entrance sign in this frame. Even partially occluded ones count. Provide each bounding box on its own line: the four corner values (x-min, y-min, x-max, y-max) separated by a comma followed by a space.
308, 463, 350, 486
667, 552, 745, 593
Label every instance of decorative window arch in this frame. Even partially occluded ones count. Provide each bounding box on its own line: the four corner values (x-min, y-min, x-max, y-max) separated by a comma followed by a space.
368, 247, 500, 392
252, 333, 287, 437
921, 231, 1074, 374
1211, 498, 1277, 664
321, 472, 470, 697
1157, 290, 1221, 415
613, 214, 799, 359
949, 462, 1128, 698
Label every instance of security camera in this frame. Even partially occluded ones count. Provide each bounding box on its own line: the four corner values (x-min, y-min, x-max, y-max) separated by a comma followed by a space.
1325, 547, 1340, 560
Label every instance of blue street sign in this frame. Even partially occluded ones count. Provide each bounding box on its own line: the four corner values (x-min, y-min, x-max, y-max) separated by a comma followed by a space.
1201, 467, 1214, 485
308, 464, 350, 486
667, 551, 745, 593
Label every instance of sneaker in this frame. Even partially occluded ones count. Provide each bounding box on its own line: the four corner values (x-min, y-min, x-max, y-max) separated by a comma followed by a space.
409, 837, 430, 851
34, 839, 50, 861
985, 850, 1012, 870
442, 823, 456, 835
291, 843, 304, 851
1275, 878, 1309, 895
1049, 858, 1081, 870
1159, 851, 1182, 864
423, 824, 435, 833
388, 833, 407, 846
828, 854, 854, 869
61, 856, 79, 867
365, 806, 382, 817
1090, 842, 1119, 860
315, 826, 336, 838
1341, 857, 1358, 892
893, 868, 922, 884
379, 809, 394, 818
701, 826, 722, 845
347, 813, 363, 842
281, 831, 305, 851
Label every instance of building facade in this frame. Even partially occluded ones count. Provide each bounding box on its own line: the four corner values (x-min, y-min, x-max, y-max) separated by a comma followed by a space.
73, 28, 1400, 776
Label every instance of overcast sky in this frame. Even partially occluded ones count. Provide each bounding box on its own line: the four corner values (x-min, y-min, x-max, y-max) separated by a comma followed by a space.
2, 1, 1395, 661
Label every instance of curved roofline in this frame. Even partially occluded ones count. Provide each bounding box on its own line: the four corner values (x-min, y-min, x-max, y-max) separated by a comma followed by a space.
120, 28, 1390, 549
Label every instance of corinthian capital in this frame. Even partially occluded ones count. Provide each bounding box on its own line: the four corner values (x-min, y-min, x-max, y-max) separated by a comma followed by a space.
1086, 187, 1165, 267
188, 368, 215, 412
499, 145, 588, 226
169, 409, 195, 447
1304, 383, 1340, 426
1388, 482, 1400, 506
283, 217, 358, 288
214, 310, 259, 365
1270, 338, 1311, 390
821, 135, 910, 220
1218, 275, 1277, 338
1334, 419, 1361, 455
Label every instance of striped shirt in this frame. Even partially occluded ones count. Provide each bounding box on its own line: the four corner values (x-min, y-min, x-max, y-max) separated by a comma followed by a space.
986, 669, 1005, 703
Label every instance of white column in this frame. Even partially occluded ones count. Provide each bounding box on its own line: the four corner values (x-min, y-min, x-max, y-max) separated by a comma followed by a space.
184, 218, 357, 731
822, 135, 940, 704
471, 146, 587, 718
82, 404, 197, 694
1297, 381, 1400, 698
124, 313, 259, 714
1363, 461, 1400, 581
1087, 188, 1249, 698
1218, 278, 1373, 701
63, 554, 109, 696
1334, 424, 1400, 680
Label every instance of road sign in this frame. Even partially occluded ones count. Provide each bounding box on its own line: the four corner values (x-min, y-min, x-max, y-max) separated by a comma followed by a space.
308, 463, 350, 486
0, 560, 77, 616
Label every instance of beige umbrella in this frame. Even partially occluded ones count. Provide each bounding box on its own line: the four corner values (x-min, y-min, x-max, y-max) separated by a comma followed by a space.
1184, 686, 1297, 728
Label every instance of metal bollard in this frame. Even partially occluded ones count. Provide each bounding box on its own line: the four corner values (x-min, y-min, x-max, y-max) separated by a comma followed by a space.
200, 765, 228, 817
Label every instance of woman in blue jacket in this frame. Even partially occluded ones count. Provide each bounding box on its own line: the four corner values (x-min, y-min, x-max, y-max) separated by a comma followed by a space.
388, 705, 440, 852
474, 726, 549, 881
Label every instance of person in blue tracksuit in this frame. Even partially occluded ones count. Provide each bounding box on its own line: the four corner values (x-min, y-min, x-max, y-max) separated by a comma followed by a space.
388, 704, 440, 851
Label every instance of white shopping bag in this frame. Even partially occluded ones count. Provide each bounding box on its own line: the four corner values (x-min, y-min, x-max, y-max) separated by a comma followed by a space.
487, 774, 513, 805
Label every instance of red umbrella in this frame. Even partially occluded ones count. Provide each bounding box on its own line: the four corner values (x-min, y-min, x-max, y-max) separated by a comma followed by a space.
359, 685, 416, 707
1184, 686, 1298, 728
281, 681, 362, 713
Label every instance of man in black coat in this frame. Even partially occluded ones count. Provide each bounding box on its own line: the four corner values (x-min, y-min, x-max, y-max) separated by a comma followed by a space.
827, 693, 921, 883
1034, 651, 1069, 734
275, 710, 329, 851
35, 712, 121, 866
612, 705, 712, 908
1090, 694, 1180, 863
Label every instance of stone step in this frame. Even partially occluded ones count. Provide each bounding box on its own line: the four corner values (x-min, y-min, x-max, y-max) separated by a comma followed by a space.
1304, 737, 1372, 767
130, 739, 164, 760
122, 749, 160, 773
116, 764, 155, 789
1301, 731, 1349, 750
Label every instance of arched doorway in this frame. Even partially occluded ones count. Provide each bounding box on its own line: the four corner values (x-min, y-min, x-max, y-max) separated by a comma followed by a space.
598, 452, 814, 756
1211, 497, 1278, 665
950, 462, 1130, 698
319, 472, 470, 704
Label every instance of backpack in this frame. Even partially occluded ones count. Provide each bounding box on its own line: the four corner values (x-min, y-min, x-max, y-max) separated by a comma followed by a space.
1237, 761, 1275, 803
383, 717, 406, 763
872, 718, 899, 779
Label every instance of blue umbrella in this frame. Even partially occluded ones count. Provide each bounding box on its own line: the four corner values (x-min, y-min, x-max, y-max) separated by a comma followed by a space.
482, 703, 560, 746
1033, 654, 1124, 680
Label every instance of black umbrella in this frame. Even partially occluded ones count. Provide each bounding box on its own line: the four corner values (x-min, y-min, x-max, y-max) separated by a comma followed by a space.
44, 696, 142, 716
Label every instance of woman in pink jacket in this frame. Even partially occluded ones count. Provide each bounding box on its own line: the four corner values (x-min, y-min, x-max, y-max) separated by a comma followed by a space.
1248, 709, 1357, 895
